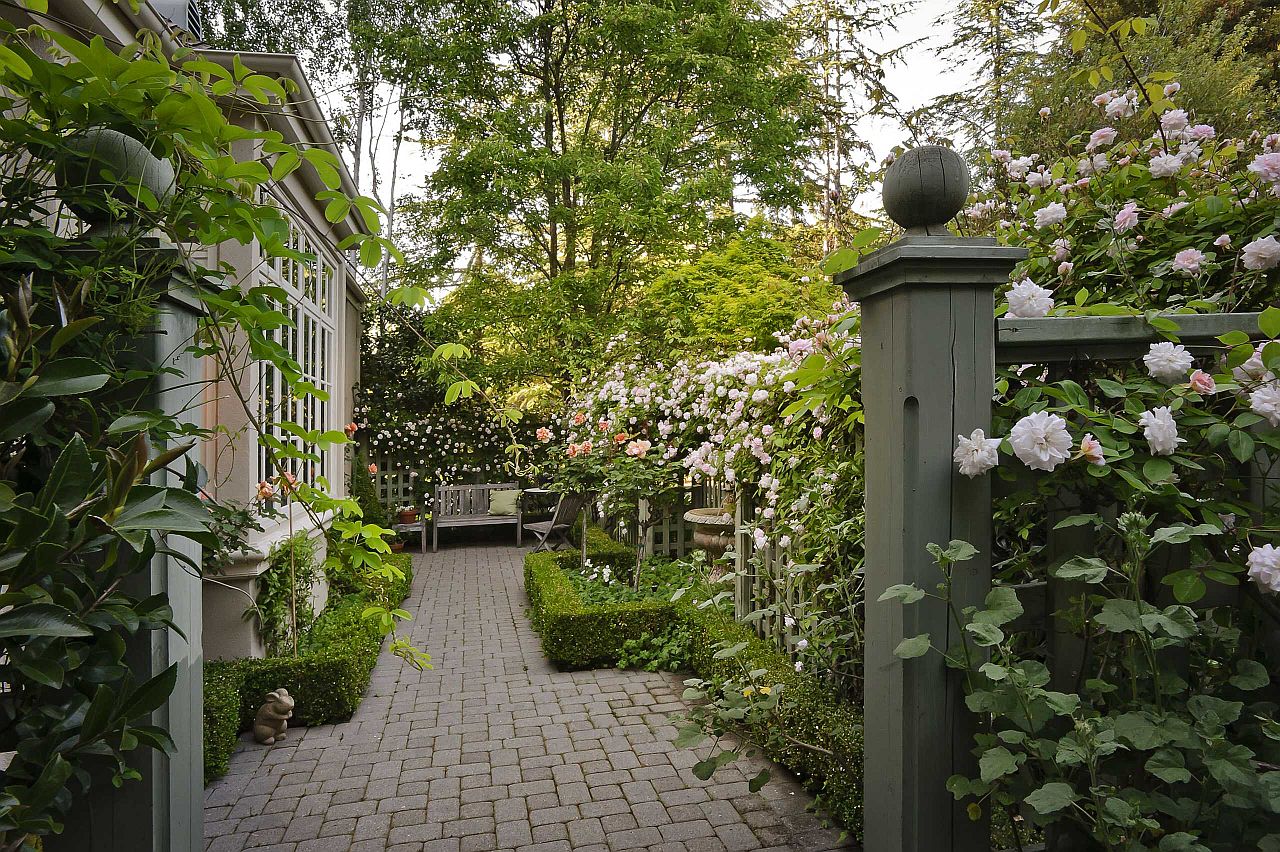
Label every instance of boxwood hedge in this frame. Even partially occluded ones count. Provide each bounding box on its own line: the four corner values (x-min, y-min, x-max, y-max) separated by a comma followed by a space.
202, 551, 414, 784
522, 540, 864, 839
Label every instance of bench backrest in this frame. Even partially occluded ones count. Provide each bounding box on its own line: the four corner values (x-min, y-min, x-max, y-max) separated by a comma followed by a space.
433, 482, 519, 519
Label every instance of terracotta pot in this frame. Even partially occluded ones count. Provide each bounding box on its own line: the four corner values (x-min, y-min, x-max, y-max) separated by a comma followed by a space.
397, 510, 418, 525
389, 541, 406, 553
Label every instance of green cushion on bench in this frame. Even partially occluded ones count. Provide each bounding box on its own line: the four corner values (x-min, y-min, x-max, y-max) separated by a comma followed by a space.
489, 489, 521, 516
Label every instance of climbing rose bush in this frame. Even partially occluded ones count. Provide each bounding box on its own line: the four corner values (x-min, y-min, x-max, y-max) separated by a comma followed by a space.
965, 86, 1280, 316
539, 303, 869, 697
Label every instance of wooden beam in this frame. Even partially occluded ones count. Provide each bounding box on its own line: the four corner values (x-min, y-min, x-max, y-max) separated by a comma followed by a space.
996, 312, 1262, 365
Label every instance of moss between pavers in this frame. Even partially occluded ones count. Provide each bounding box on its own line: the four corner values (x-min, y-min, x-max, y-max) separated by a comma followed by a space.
202, 551, 415, 785
522, 539, 865, 840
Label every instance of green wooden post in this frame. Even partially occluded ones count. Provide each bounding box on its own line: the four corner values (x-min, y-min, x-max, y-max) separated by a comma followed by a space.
836, 146, 1025, 852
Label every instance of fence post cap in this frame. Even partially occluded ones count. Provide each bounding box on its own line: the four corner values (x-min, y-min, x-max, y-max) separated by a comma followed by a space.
882, 145, 969, 236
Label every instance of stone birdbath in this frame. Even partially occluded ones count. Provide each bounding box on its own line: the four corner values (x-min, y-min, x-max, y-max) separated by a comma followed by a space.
684, 506, 735, 565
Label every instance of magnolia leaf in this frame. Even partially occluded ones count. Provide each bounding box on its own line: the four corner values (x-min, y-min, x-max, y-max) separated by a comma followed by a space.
0, 604, 92, 639
748, 769, 770, 793
894, 634, 931, 659
28, 357, 110, 397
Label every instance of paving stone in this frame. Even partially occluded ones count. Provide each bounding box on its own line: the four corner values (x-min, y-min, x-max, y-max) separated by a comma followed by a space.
203, 543, 852, 852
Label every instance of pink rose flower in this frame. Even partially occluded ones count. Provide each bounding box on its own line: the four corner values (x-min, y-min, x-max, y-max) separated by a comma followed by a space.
1189, 370, 1217, 395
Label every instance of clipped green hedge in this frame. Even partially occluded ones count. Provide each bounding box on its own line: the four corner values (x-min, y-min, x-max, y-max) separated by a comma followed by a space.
525, 551, 676, 667
202, 662, 244, 785
203, 552, 415, 783
523, 545, 865, 839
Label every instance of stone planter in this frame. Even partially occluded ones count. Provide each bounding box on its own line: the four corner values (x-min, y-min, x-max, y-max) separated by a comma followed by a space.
54, 127, 177, 234
684, 507, 735, 562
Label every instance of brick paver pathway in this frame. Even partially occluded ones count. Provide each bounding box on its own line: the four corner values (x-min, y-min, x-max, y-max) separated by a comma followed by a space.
204, 542, 854, 851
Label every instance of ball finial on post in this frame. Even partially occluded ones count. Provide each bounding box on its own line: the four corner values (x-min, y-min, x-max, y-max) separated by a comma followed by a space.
882, 145, 970, 236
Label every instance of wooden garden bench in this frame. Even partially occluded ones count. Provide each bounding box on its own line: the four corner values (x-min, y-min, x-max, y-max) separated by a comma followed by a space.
430, 482, 522, 552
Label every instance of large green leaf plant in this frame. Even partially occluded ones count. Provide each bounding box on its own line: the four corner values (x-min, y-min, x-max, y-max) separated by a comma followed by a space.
0, 9, 420, 849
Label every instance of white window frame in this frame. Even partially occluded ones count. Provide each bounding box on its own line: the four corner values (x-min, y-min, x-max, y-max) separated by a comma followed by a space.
255, 214, 338, 491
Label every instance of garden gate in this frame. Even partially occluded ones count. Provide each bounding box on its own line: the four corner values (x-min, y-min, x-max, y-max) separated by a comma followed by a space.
836, 146, 1265, 852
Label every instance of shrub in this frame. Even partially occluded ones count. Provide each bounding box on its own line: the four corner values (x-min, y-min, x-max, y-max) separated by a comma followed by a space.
202, 663, 245, 785
327, 547, 415, 605
525, 551, 675, 668
202, 553, 415, 783
255, 532, 321, 656
349, 450, 390, 528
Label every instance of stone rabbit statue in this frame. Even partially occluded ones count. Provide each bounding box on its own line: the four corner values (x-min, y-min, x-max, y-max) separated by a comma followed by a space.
252, 688, 295, 745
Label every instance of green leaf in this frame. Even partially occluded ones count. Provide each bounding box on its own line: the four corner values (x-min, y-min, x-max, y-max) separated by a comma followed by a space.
118, 664, 178, 721
877, 583, 925, 604
713, 641, 748, 660
1025, 781, 1079, 814
1146, 749, 1192, 784
48, 317, 102, 356
0, 44, 33, 79
1150, 523, 1221, 547
1228, 429, 1255, 464
942, 540, 978, 563
1187, 694, 1243, 726
0, 397, 54, 440
974, 586, 1023, 626
28, 357, 110, 397
894, 634, 931, 659
1143, 457, 1174, 483
965, 622, 1005, 647
1093, 599, 1144, 633
1159, 833, 1210, 852
1218, 330, 1251, 346
978, 747, 1020, 783
1114, 711, 1167, 749
748, 769, 770, 793
0, 603, 92, 639
673, 723, 706, 749
1261, 306, 1280, 339
1052, 556, 1109, 584
1229, 659, 1270, 691
820, 248, 860, 276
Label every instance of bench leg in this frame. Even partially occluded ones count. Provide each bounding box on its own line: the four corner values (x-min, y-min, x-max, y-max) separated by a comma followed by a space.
432, 520, 438, 553
516, 515, 523, 546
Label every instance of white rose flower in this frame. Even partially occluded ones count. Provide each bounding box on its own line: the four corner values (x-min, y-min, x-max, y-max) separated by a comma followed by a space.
1242, 236, 1280, 271
1005, 279, 1055, 319
953, 428, 1001, 478
1138, 407, 1184, 455
1009, 411, 1073, 471
1033, 202, 1067, 228
1248, 544, 1280, 593
1250, 382, 1280, 427
1148, 154, 1182, 178
1232, 345, 1275, 385
1143, 341, 1194, 383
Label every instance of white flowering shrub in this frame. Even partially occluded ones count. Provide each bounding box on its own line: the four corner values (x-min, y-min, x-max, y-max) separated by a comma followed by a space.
537, 302, 868, 698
